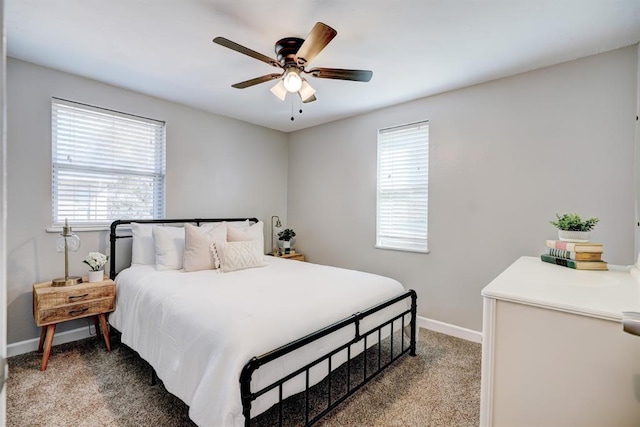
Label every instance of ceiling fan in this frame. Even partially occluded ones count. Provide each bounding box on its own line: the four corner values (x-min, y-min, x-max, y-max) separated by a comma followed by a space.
212, 22, 373, 104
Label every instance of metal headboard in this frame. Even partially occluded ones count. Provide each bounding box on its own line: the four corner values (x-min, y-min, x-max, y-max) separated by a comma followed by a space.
109, 217, 259, 280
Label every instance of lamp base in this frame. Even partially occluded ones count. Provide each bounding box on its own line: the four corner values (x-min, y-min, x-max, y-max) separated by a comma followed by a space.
51, 276, 83, 287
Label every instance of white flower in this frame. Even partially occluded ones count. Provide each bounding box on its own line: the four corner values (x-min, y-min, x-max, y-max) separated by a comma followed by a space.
83, 252, 109, 271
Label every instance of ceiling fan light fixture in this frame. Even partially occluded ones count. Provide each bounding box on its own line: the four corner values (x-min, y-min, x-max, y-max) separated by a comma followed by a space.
270, 80, 287, 101
283, 69, 303, 92
299, 79, 316, 102
213, 22, 373, 109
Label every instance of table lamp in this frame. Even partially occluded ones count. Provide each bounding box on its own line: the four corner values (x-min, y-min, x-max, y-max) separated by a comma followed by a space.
271, 215, 282, 255
52, 219, 82, 286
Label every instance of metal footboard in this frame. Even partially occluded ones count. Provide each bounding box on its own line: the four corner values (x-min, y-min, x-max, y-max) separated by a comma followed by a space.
241, 289, 418, 426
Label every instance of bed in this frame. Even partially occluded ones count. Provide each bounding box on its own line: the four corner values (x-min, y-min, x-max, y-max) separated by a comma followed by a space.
108, 218, 417, 427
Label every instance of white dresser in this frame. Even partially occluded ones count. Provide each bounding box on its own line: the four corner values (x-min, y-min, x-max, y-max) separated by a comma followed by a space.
480, 256, 640, 427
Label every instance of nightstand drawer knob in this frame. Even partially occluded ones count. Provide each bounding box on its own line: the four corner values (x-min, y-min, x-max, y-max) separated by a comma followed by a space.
68, 293, 89, 300
68, 307, 89, 316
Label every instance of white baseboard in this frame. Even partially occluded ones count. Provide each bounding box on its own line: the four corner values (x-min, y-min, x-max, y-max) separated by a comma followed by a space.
8, 316, 481, 357
7, 326, 94, 357
418, 316, 483, 343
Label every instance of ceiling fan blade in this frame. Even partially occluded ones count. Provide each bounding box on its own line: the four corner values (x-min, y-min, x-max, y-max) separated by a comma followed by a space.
213, 37, 281, 68
296, 22, 337, 66
232, 73, 283, 89
308, 67, 373, 82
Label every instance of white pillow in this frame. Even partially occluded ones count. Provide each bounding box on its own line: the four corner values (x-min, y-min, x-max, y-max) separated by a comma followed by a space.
227, 221, 264, 252
183, 222, 227, 272
226, 220, 251, 230
153, 226, 185, 270
131, 223, 155, 265
214, 240, 266, 273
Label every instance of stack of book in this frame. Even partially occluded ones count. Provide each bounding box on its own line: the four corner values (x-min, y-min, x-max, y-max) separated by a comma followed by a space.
541, 240, 608, 271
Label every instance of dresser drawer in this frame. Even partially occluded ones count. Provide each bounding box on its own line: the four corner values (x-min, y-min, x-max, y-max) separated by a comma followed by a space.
36, 297, 115, 326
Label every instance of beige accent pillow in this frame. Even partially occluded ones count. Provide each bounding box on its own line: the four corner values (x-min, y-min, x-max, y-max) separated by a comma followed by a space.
214, 240, 266, 273
153, 225, 185, 270
227, 221, 264, 251
183, 223, 227, 272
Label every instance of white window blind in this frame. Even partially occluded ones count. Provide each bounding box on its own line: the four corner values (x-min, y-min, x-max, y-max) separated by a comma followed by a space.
52, 98, 166, 226
376, 121, 429, 253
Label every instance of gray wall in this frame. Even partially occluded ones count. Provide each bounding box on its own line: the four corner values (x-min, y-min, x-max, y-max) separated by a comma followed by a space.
6, 58, 289, 344
287, 46, 638, 332
6, 46, 639, 344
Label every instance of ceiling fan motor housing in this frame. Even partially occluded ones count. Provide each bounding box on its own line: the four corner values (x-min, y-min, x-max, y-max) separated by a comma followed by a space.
275, 37, 304, 67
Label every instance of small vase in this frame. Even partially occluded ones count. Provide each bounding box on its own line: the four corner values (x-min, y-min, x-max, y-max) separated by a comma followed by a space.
558, 230, 591, 243
88, 270, 104, 283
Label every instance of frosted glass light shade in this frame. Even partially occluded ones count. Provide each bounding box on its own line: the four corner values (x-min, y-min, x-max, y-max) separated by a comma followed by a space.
270, 80, 287, 101
299, 80, 316, 102
283, 69, 302, 92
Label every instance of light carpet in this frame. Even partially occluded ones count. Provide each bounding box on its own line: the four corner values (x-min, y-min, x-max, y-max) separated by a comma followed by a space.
7, 328, 481, 426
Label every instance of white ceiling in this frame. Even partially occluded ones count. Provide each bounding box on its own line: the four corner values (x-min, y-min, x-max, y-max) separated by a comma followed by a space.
6, 0, 640, 133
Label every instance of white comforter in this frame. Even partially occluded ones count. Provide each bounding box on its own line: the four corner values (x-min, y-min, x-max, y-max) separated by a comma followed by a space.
109, 257, 407, 427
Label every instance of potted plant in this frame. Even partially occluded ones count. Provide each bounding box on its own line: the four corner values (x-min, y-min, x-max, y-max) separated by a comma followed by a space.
277, 229, 296, 251
83, 251, 109, 283
550, 213, 599, 242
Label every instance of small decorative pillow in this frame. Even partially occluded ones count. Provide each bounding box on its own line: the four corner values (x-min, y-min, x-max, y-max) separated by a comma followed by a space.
213, 240, 266, 273
227, 221, 264, 251
131, 223, 155, 265
183, 222, 227, 272
153, 225, 185, 270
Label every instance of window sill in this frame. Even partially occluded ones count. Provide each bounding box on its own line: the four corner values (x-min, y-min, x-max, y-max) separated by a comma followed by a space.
46, 225, 121, 233
374, 244, 430, 254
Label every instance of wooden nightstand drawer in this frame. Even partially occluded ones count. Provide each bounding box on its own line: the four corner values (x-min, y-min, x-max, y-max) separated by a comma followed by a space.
36, 297, 115, 326
34, 281, 115, 310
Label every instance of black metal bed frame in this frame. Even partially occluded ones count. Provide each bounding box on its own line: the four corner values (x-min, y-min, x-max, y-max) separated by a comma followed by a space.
109, 218, 417, 427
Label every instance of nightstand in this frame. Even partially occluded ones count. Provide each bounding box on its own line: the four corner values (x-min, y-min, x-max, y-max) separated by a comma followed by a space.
33, 278, 116, 371
275, 252, 305, 262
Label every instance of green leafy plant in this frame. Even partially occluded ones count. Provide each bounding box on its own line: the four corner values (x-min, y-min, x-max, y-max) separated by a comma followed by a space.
277, 229, 296, 241
550, 213, 599, 231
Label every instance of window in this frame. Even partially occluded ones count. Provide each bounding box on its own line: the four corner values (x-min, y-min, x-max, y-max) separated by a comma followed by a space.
52, 98, 166, 227
376, 121, 429, 253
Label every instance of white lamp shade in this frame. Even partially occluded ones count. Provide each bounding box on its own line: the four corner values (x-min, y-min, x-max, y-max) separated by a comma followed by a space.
270, 80, 287, 101
299, 79, 316, 102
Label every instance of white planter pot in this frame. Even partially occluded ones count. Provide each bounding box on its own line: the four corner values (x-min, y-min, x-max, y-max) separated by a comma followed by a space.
277, 237, 295, 250
558, 230, 591, 243
88, 270, 104, 283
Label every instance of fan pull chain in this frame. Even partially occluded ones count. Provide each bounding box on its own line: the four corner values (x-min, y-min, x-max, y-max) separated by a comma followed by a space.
290, 98, 303, 122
